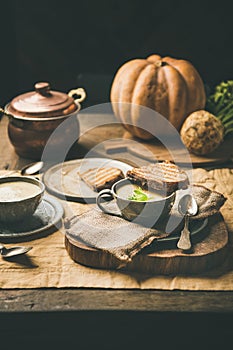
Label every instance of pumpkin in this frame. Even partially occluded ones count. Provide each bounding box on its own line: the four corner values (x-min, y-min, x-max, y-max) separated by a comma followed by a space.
110, 54, 206, 139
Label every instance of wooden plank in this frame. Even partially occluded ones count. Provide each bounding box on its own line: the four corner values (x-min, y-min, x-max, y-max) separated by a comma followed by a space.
0, 289, 233, 313
124, 131, 233, 166
78, 123, 233, 167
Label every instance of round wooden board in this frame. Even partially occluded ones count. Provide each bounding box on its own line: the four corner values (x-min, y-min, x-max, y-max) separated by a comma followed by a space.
65, 214, 229, 275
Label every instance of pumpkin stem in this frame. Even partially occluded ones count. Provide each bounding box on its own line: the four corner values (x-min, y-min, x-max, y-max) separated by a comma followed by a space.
155, 60, 166, 68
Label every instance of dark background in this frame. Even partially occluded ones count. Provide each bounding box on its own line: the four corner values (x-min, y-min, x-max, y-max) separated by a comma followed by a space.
1, 0, 233, 108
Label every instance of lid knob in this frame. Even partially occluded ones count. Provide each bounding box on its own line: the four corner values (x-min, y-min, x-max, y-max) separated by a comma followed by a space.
35, 82, 51, 96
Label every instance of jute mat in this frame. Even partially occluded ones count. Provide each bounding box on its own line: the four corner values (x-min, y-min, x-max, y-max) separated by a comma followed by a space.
0, 167, 233, 290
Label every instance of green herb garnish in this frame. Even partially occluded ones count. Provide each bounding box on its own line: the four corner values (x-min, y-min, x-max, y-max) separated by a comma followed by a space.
206, 80, 233, 136
128, 187, 151, 201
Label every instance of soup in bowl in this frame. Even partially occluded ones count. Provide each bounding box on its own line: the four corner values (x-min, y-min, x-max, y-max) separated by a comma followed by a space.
0, 176, 45, 223
97, 178, 176, 226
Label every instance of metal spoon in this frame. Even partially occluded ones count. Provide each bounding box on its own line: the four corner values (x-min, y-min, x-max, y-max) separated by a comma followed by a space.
177, 194, 198, 251
20, 161, 44, 176
1, 161, 45, 177
0, 243, 32, 258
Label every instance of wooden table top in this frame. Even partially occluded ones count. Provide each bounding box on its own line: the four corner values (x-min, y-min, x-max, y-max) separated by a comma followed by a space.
0, 113, 233, 313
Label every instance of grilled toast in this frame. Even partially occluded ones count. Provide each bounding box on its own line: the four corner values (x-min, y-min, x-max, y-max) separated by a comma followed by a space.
126, 161, 188, 194
78, 167, 125, 192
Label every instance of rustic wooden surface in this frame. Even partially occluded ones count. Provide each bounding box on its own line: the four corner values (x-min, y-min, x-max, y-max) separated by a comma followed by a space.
0, 114, 233, 314
123, 131, 233, 166
1, 289, 233, 313
65, 214, 229, 275
77, 116, 233, 167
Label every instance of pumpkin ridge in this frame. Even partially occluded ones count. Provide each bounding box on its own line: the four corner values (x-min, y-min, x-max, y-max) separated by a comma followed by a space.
154, 66, 169, 120
162, 59, 189, 126
117, 61, 148, 134
131, 63, 158, 106
111, 59, 145, 119
163, 57, 206, 113
130, 63, 159, 138
162, 64, 187, 129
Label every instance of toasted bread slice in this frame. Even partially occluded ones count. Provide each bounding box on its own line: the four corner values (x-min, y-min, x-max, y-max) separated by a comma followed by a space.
78, 167, 125, 192
126, 161, 188, 194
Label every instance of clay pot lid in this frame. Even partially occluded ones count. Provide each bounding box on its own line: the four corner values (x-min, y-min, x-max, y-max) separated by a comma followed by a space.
9, 82, 75, 115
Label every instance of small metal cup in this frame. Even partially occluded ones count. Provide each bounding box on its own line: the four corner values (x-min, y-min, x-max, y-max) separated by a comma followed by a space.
97, 178, 176, 227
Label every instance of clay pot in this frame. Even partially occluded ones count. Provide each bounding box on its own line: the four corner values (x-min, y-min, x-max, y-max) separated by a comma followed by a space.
3, 82, 86, 159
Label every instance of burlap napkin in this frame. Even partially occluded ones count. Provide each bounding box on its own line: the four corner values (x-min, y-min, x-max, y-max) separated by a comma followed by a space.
65, 184, 226, 266
188, 185, 226, 220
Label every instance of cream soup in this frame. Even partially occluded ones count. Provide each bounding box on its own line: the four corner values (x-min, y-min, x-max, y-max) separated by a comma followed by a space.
116, 182, 165, 201
0, 181, 41, 202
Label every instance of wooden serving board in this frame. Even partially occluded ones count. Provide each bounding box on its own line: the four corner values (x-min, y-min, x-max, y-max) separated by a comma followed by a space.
77, 123, 233, 167
123, 132, 233, 166
65, 214, 229, 275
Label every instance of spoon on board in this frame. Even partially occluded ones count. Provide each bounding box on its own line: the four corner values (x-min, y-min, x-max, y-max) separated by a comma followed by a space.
177, 194, 198, 251
0, 243, 32, 258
